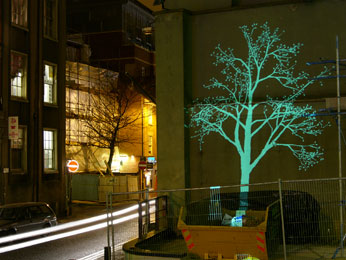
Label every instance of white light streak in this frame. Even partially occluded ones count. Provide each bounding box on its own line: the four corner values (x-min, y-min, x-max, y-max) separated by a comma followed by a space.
0, 200, 157, 253
77, 243, 122, 260
0, 204, 139, 244
0, 213, 138, 253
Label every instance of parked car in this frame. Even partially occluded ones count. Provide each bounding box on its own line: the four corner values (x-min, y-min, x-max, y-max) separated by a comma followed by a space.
0, 202, 57, 237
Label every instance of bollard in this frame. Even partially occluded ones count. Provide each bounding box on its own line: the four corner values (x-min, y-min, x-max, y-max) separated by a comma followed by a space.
104, 246, 111, 260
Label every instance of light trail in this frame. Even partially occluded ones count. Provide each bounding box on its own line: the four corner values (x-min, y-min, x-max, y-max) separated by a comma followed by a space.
0, 201, 156, 253
0, 213, 138, 253
0, 204, 139, 244
77, 243, 123, 260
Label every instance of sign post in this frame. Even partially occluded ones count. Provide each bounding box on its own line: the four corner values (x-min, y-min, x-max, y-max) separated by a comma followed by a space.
138, 161, 147, 170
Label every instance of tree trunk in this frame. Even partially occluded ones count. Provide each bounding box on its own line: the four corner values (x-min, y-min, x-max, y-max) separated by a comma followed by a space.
240, 108, 253, 210
107, 146, 115, 175
239, 157, 251, 210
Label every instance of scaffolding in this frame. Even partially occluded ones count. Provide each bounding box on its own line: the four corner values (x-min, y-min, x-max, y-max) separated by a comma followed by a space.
65, 61, 119, 145
306, 36, 346, 259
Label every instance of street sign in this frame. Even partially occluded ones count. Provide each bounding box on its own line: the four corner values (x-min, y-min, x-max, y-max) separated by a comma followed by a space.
138, 161, 146, 170
8, 116, 19, 140
147, 162, 153, 169
67, 160, 79, 172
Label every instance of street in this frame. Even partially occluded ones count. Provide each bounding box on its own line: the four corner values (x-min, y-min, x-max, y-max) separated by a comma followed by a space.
0, 205, 138, 260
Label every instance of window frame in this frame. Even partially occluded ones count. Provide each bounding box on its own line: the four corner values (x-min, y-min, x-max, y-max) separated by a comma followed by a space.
11, 0, 28, 29
10, 125, 27, 174
10, 51, 27, 100
43, 62, 57, 105
43, 0, 58, 40
43, 128, 58, 173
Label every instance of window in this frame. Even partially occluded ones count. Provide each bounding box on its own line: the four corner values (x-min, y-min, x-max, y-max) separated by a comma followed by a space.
148, 106, 153, 125
44, 129, 57, 171
11, 0, 28, 28
44, 0, 58, 39
11, 52, 27, 99
10, 126, 27, 173
148, 135, 152, 155
44, 63, 57, 104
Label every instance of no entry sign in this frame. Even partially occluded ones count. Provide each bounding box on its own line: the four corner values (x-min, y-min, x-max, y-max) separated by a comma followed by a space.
67, 160, 79, 172
138, 161, 146, 170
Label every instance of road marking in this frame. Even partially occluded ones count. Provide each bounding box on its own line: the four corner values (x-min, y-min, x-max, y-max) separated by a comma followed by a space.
77, 243, 123, 260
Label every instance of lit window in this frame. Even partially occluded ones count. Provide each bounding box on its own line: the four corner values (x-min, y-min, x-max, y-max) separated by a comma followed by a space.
44, 63, 57, 104
148, 135, 152, 155
11, 52, 27, 99
44, 0, 58, 39
10, 127, 27, 173
11, 0, 28, 28
44, 129, 57, 170
148, 106, 153, 125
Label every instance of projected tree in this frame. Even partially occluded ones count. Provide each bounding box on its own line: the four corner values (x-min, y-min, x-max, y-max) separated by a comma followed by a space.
187, 23, 329, 207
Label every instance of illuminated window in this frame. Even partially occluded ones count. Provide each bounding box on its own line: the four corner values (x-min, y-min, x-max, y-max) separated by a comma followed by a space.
10, 126, 27, 173
11, 52, 27, 99
44, 63, 57, 104
148, 106, 153, 125
44, 129, 57, 170
148, 135, 152, 155
44, 0, 58, 39
11, 0, 28, 28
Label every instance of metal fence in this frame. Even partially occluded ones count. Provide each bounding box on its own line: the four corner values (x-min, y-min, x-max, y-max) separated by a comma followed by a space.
106, 177, 346, 260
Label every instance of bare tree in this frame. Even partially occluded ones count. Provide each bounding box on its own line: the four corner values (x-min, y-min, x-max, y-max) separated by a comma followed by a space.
84, 72, 142, 174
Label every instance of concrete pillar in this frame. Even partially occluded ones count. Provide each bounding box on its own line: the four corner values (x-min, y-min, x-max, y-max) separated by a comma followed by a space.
155, 10, 192, 191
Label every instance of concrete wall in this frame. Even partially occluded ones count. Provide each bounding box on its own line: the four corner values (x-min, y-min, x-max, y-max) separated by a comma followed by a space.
155, 0, 346, 190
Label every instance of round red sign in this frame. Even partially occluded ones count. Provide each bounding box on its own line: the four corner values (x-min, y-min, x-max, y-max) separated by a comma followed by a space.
138, 161, 146, 170
67, 160, 79, 172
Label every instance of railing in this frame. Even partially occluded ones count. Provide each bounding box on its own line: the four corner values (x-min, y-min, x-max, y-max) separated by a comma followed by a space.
138, 195, 167, 239
105, 177, 346, 260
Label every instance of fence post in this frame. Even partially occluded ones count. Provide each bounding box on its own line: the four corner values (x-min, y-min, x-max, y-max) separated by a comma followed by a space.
104, 246, 111, 260
155, 197, 159, 231
146, 187, 150, 235
339, 176, 344, 257
138, 199, 143, 239
110, 193, 115, 260
105, 192, 111, 260
278, 179, 287, 260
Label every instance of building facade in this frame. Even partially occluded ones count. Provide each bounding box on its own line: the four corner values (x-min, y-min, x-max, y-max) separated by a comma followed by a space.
0, 0, 66, 215
66, 0, 157, 193
65, 61, 157, 177
155, 0, 346, 190
67, 0, 156, 102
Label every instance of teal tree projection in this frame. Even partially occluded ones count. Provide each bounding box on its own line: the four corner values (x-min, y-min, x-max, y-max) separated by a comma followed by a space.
187, 23, 329, 208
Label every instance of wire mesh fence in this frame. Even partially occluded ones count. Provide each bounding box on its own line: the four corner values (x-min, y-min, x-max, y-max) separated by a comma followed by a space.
106, 177, 346, 260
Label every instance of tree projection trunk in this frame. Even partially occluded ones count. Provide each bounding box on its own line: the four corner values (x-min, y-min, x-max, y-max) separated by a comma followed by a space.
239, 113, 252, 210
239, 157, 251, 210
